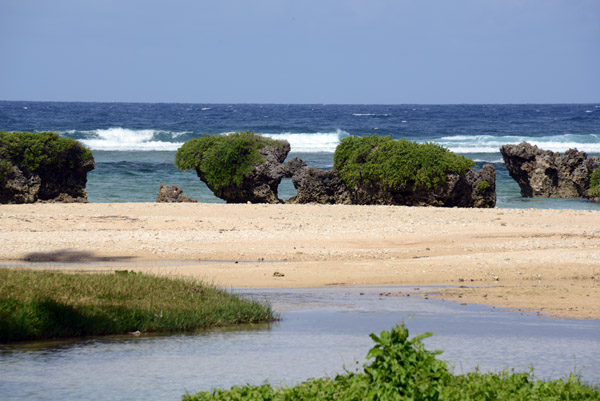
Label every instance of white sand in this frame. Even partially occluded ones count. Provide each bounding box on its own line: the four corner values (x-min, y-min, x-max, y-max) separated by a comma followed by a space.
0, 203, 598, 318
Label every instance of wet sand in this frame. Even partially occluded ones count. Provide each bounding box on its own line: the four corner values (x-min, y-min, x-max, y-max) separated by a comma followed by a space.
0, 203, 598, 319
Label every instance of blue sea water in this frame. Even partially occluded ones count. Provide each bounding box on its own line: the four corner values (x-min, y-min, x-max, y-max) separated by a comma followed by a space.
1, 101, 599, 208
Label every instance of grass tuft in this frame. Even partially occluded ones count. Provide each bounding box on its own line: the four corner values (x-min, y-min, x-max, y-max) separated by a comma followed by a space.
0, 269, 274, 342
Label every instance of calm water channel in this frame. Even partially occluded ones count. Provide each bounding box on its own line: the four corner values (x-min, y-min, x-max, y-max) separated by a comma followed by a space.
1, 286, 599, 401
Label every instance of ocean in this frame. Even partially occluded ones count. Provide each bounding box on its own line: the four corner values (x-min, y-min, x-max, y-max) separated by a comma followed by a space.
1, 101, 599, 209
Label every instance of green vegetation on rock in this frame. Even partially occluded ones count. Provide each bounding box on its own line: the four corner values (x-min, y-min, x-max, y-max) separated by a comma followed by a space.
175, 131, 283, 190
477, 180, 490, 193
0, 131, 92, 184
589, 167, 600, 197
0, 269, 274, 342
333, 136, 475, 191
184, 324, 599, 401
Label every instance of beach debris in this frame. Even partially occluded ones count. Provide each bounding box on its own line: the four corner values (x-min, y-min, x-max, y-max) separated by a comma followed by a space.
273, 271, 285, 277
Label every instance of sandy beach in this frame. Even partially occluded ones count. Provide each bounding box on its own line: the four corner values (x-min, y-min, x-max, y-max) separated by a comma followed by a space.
0, 203, 598, 319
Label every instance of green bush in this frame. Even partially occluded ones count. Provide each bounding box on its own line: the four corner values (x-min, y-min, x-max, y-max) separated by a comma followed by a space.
0, 131, 92, 184
184, 324, 600, 401
477, 180, 490, 193
589, 167, 600, 197
333, 136, 475, 191
175, 132, 283, 190
364, 326, 448, 400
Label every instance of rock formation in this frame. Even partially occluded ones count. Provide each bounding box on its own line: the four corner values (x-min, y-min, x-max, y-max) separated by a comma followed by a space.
288, 167, 352, 204
198, 143, 306, 203
289, 163, 495, 207
0, 160, 94, 204
156, 184, 197, 203
500, 142, 600, 199
176, 132, 496, 208
0, 132, 94, 204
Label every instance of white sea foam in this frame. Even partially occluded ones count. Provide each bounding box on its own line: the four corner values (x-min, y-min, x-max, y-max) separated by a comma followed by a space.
261, 129, 349, 152
472, 158, 505, 163
352, 113, 391, 117
437, 134, 600, 154
72, 128, 184, 151
62, 128, 600, 155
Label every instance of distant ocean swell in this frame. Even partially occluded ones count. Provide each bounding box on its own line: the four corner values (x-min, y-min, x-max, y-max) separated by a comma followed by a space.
61, 128, 600, 155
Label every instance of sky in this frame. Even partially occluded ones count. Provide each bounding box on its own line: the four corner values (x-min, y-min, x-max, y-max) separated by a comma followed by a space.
0, 0, 599, 104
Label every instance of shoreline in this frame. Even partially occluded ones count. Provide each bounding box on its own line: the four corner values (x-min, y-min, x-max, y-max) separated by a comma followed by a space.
1, 203, 598, 319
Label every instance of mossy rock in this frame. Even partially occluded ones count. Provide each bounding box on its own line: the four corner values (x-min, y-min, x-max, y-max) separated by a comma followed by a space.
0, 132, 94, 203
0, 131, 92, 180
334, 135, 475, 192
175, 131, 286, 191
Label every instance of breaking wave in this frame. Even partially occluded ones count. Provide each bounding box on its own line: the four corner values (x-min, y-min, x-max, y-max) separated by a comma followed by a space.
59, 128, 350, 153
261, 129, 349, 153
436, 134, 600, 154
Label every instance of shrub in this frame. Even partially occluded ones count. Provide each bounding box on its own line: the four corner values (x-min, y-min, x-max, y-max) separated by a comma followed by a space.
589, 167, 600, 197
0, 131, 92, 184
333, 136, 475, 191
364, 325, 448, 400
477, 180, 490, 193
175, 132, 283, 190
184, 324, 600, 401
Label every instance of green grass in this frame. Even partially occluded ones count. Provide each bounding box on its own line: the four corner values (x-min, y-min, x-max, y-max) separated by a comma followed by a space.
174, 131, 285, 190
184, 324, 600, 401
333, 135, 475, 192
0, 131, 92, 184
0, 269, 275, 342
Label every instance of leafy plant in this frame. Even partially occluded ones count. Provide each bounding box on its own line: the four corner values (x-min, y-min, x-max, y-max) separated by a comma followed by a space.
175, 132, 284, 190
183, 324, 600, 401
364, 324, 448, 400
333, 136, 474, 192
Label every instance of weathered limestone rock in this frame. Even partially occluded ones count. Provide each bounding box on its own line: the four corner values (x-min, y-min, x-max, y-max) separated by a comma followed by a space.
179, 133, 495, 207
288, 163, 496, 207
0, 164, 41, 204
288, 167, 352, 204
346, 164, 496, 207
500, 142, 600, 198
198, 142, 306, 204
156, 184, 197, 203
0, 156, 94, 204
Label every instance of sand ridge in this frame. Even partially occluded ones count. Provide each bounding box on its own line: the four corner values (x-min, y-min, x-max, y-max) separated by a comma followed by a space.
0, 203, 598, 319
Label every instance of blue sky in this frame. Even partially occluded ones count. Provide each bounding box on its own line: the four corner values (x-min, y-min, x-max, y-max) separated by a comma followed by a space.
1, 0, 598, 104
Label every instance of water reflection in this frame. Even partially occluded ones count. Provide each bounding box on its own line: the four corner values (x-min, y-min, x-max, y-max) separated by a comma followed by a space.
0, 286, 598, 401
